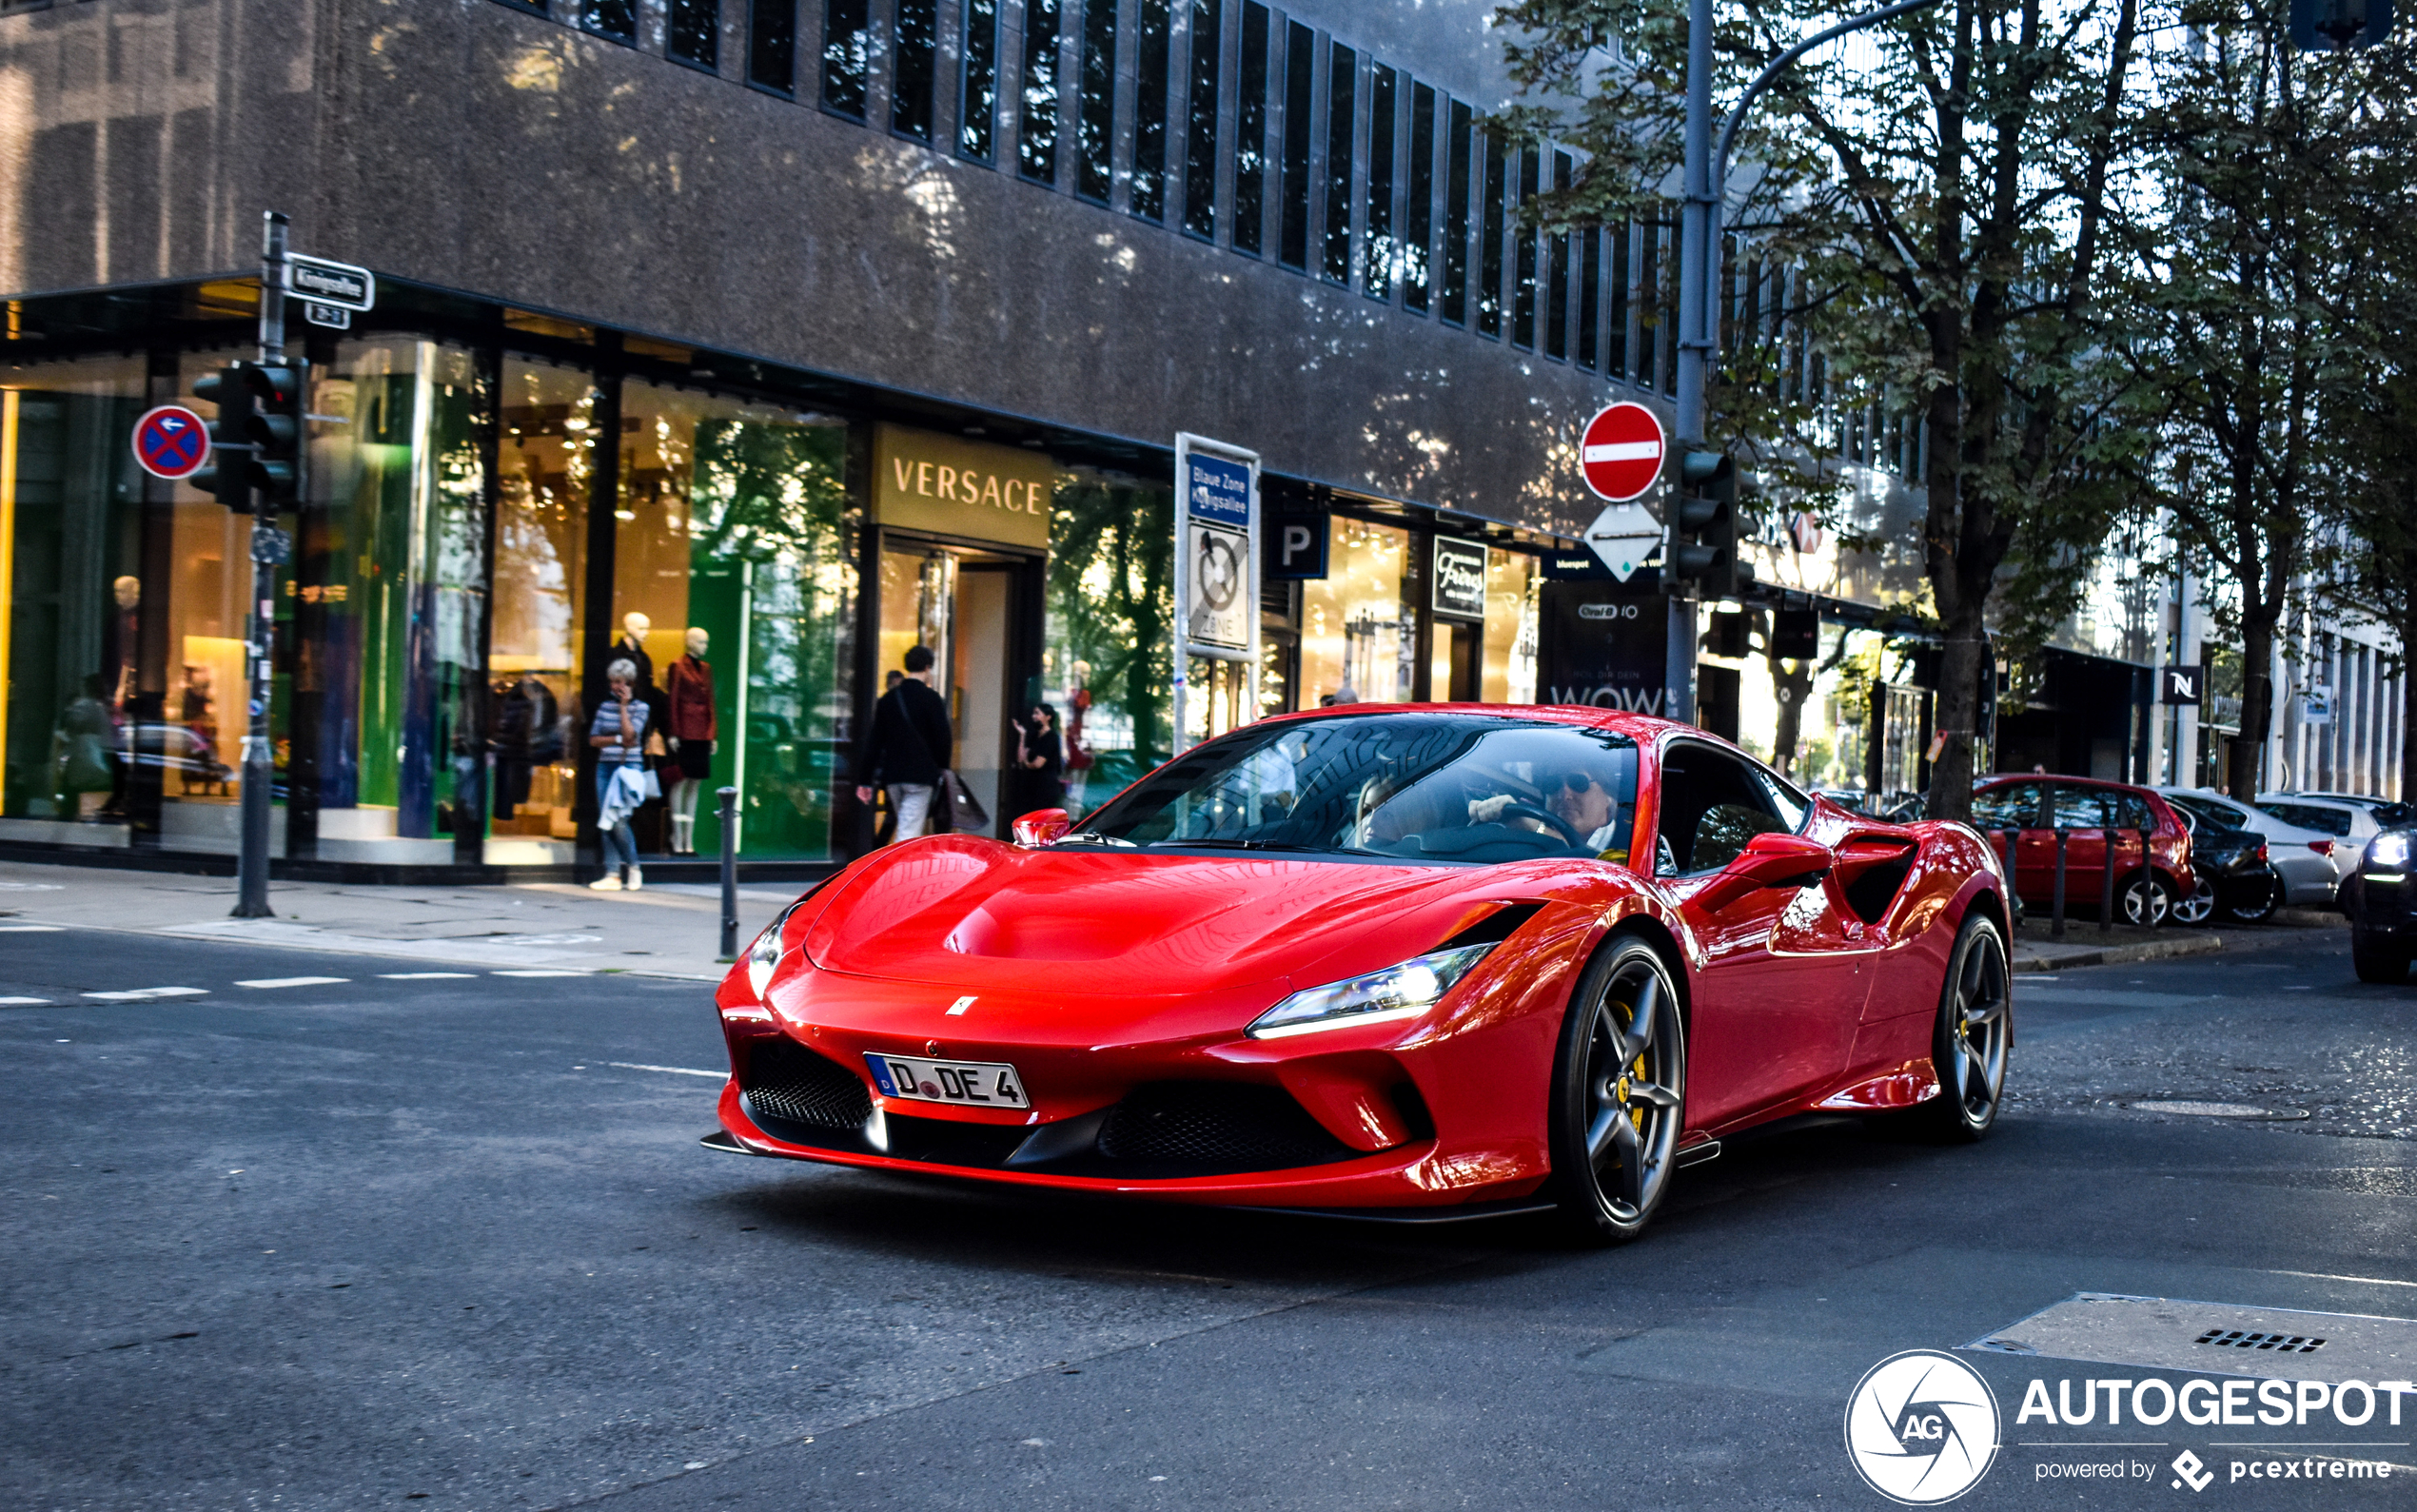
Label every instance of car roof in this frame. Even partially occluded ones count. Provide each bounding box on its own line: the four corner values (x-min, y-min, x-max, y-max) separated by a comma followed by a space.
1251, 702, 1690, 744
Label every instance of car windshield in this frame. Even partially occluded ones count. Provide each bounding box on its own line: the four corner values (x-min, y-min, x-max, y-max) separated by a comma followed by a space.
2256, 801, 2354, 837
1069, 714, 1641, 864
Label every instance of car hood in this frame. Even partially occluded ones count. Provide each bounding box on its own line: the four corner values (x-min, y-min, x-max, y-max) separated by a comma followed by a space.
802, 835, 1562, 995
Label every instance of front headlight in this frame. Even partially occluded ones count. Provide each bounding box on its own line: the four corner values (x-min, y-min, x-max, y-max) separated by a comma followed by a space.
2369, 833, 2412, 871
1247, 944, 1495, 1040
745, 900, 806, 1002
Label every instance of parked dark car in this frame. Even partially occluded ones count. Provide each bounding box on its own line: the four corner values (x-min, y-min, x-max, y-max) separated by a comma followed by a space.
1971, 775, 2196, 927
2171, 824, 2280, 925
2343, 823, 2417, 983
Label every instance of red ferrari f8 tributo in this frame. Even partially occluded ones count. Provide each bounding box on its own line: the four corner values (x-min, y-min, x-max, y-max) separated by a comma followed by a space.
707, 707, 2013, 1241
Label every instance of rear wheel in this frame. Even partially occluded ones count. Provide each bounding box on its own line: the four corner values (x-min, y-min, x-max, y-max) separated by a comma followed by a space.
2219, 876, 2278, 925
1900, 913, 2011, 1141
2351, 932, 2410, 984
1547, 934, 1687, 1245
2119, 872, 2173, 929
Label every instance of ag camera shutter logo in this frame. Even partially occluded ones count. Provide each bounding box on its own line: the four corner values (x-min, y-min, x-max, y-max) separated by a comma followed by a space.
1844, 1350, 2001, 1504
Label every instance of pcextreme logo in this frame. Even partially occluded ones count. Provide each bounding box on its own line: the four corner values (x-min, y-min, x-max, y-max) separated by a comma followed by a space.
1845, 1350, 2003, 1504
2171, 1449, 2215, 1491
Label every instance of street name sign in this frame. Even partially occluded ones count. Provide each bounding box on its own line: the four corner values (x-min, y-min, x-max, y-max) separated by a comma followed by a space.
287, 255, 375, 312
1582, 500, 1662, 581
302, 301, 353, 330
1580, 402, 1667, 501
130, 404, 211, 481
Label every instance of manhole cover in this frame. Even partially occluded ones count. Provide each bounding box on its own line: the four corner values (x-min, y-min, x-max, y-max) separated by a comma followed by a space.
2121, 1099, 2310, 1121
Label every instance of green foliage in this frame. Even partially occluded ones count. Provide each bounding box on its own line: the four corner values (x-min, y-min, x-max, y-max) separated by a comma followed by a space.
1048, 477, 1174, 769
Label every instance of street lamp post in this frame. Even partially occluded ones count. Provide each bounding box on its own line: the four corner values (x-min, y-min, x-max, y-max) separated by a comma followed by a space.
1669, 0, 1950, 721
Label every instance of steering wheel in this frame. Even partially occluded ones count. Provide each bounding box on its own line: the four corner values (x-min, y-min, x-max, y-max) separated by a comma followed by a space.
1489, 801, 1589, 850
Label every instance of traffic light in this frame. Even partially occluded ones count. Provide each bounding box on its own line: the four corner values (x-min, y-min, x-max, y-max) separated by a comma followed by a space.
242, 358, 307, 511
189, 363, 254, 512
1669, 449, 1739, 599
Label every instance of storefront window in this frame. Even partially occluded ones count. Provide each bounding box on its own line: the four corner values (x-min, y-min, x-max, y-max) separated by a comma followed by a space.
304, 340, 489, 857
1482, 548, 1539, 704
0, 356, 147, 838
1299, 517, 1412, 706
1044, 472, 1171, 816
484, 358, 599, 860
617, 383, 856, 859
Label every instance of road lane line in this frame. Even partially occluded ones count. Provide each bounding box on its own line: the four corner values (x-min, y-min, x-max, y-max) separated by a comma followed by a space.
378, 972, 477, 979
607, 1062, 726, 1078
82, 987, 208, 1001
493, 970, 586, 978
235, 976, 350, 990
0, 923, 65, 932
1, 995, 52, 1005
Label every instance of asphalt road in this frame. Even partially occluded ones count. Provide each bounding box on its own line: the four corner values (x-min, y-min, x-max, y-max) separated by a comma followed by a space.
4, 920, 2412, 1511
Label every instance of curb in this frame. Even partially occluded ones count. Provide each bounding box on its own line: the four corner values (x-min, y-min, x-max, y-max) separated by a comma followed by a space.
2012, 933, 2226, 973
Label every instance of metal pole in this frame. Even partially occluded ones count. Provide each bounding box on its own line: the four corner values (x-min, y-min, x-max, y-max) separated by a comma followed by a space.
232, 210, 288, 920
717, 785, 739, 960
2052, 827, 2070, 940
2099, 824, 2117, 934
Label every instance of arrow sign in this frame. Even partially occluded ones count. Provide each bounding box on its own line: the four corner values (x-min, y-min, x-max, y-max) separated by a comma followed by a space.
1583, 501, 1662, 581
131, 404, 211, 481
1580, 401, 1667, 501
286, 254, 375, 312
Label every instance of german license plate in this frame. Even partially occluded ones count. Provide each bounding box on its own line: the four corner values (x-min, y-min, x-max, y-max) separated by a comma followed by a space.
865, 1053, 1029, 1109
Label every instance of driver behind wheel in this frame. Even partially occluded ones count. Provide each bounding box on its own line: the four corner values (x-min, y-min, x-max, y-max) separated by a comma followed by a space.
1465, 762, 1626, 860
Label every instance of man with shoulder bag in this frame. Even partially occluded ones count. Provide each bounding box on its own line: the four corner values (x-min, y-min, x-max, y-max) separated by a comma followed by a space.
855, 645, 954, 844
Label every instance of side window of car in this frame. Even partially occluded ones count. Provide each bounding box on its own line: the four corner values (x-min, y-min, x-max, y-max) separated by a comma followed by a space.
1972, 783, 2041, 829
1656, 744, 1789, 875
2118, 795, 2155, 832
2050, 785, 2110, 830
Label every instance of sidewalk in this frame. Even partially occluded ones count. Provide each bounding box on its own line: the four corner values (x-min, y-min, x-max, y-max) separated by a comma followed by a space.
0, 856, 802, 982
2008, 907, 2343, 973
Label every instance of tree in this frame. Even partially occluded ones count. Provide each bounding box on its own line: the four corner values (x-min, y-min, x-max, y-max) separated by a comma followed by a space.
1497, 0, 2143, 818
2112, 0, 2396, 800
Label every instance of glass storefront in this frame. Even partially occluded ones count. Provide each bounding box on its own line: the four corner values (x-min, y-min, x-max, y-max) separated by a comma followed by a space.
1044, 471, 1172, 816
1300, 517, 1414, 706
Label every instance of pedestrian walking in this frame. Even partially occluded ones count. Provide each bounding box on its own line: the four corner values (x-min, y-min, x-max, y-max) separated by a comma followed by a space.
854, 645, 953, 844
589, 659, 652, 891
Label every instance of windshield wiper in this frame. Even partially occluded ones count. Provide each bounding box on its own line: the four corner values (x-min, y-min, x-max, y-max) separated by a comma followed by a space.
1051, 832, 1139, 848
1152, 837, 1332, 853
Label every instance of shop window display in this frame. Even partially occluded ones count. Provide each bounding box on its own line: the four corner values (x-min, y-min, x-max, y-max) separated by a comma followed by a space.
0, 356, 147, 838
1482, 548, 1539, 705
1298, 517, 1412, 707
616, 383, 856, 860
485, 358, 599, 859
1043, 471, 1171, 816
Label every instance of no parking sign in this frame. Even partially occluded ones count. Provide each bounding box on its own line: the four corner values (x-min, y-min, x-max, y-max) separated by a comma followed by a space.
130, 404, 211, 481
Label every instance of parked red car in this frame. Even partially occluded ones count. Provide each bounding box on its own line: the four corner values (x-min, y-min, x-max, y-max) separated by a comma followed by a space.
1971, 775, 2195, 926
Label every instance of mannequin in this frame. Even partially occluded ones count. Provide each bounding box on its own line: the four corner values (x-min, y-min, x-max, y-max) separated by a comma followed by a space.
107, 576, 142, 711
663, 625, 717, 854
616, 611, 655, 690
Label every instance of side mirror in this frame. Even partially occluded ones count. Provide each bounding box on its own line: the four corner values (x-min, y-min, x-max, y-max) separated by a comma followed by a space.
1689, 832, 1835, 913
1012, 809, 1072, 848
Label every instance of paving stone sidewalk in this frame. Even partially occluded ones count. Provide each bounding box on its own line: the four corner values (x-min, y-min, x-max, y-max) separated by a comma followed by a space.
0, 857, 799, 982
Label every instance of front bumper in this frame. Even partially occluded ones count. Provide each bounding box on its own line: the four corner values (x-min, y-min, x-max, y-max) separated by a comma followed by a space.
2346, 873, 2414, 940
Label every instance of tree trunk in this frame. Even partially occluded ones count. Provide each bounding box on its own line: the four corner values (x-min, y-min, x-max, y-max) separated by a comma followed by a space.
2228, 618, 2275, 801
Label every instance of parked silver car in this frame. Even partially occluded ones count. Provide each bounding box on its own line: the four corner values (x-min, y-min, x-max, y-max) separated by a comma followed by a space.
2152, 787, 2342, 906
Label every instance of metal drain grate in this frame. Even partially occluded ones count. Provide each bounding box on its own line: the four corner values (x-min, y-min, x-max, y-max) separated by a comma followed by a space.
2196, 1328, 2326, 1353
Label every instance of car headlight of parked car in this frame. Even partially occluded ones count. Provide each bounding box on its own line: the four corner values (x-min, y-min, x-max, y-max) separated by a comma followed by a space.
2368, 833, 2411, 874
1247, 944, 1495, 1040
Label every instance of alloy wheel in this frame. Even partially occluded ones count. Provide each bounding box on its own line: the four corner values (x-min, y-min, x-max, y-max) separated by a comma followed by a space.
2171, 878, 2216, 926
2120, 874, 2171, 928
1940, 925, 2011, 1129
1578, 952, 1685, 1226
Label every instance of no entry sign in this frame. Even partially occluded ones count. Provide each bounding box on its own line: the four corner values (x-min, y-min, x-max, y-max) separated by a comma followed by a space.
1580, 402, 1667, 501
131, 404, 211, 481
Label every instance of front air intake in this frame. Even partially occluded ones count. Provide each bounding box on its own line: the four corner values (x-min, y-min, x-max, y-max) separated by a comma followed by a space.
740, 1037, 874, 1133
1096, 1082, 1358, 1172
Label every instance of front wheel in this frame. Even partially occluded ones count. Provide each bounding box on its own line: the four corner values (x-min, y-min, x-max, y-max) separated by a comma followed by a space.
1547, 934, 1687, 1245
2220, 875, 2278, 925
2120, 872, 2173, 929
1901, 913, 2012, 1141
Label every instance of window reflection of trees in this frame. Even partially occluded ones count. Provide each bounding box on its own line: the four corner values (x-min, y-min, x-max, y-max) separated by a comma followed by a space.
1048, 476, 1172, 796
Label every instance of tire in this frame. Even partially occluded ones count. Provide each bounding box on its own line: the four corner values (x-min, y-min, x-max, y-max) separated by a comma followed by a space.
2219, 877, 2278, 925
1899, 913, 2012, 1141
1547, 933, 1688, 1245
2119, 872, 2173, 929
2171, 877, 2217, 927
2351, 932, 2410, 984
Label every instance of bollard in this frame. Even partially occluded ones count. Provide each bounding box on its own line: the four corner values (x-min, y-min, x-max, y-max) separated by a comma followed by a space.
2052, 827, 2070, 940
2100, 824, 2118, 934
717, 785, 739, 961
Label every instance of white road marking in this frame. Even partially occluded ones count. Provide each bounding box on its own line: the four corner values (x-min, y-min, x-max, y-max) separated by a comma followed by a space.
0, 923, 65, 932
235, 976, 350, 990
83, 987, 208, 1001
379, 972, 476, 979
1, 996, 52, 1006
607, 1062, 726, 1078
493, 969, 586, 978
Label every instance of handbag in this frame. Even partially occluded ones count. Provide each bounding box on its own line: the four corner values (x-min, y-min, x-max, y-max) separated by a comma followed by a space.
939, 769, 989, 834
640, 767, 662, 801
